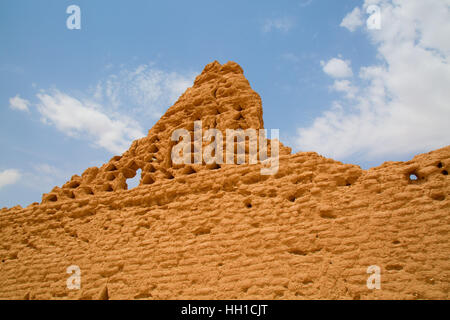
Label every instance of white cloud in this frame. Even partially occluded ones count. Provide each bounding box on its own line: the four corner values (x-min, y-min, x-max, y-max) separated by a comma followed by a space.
94, 64, 196, 120
36, 90, 145, 154
296, 0, 450, 162
262, 17, 294, 33
16, 64, 195, 155
340, 7, 364, 32
0, 169, 21, 189
9, 95, 30, 112
331, 79, 358, 99
321, 57, 353, 78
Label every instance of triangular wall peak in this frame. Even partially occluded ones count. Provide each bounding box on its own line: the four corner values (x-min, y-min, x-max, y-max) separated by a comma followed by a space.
41, 61, 291, 203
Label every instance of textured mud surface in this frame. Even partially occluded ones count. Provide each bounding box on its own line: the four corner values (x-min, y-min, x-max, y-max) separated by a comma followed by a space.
1, 61, 449, 299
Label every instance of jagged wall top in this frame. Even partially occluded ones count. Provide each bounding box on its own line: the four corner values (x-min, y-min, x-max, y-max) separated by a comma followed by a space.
41, 61, 290, 204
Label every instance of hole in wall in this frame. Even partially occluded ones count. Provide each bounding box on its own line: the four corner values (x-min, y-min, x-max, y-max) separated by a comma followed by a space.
442, 170, 448, 176
134, 292, 153, 299
193, 227, 211, 236
126, 169, 141, 190
183, 166, 196, 175
68, 181, 80, 189
47, 194, 58, 202
142, 174, 155, 185
165, 172, 174, 179
128, 160, 139, 171
409, 173, 418, 181
149, 135, 160, 143
437, 162, 443, 168
430, 193, 445, 201
106, 163, 117, 171
207, 163, 220, 170
386, 264, 403, 271
148, 145, 159, 153
288, 249, 306, 256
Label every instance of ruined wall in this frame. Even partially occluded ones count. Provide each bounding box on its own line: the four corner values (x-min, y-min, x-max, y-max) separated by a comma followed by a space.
37, 61, 290, 204
0, 62, 449, 300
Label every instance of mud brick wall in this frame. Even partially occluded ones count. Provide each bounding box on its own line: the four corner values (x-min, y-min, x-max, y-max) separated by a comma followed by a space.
0, 61, 448, 299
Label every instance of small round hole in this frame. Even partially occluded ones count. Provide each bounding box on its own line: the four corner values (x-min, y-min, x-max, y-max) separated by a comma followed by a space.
409, 174, 418, 181
442, 170, 448, 176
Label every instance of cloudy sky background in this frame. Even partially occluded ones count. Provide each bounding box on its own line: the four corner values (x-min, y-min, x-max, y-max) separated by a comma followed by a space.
1, 0, 449, 207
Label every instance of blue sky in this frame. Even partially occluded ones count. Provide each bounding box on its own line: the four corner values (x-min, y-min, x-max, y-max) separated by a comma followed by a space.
1, 0, 449, 208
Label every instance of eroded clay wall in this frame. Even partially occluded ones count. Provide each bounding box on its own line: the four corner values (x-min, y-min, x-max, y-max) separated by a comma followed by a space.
0, 62, 448, 300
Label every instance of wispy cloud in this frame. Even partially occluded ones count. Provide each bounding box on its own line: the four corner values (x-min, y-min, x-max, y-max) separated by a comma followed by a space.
0, 169, 21, 189
36, 90, 145, 154
330, 79, 358, 99
321, 57, 353, 78
9, 95, 30, 112
262, 17, 294, 33
340, 7, 364, 32
296, 0, 450, 162
16, 64, 196, 155
93, 64, 197, 120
